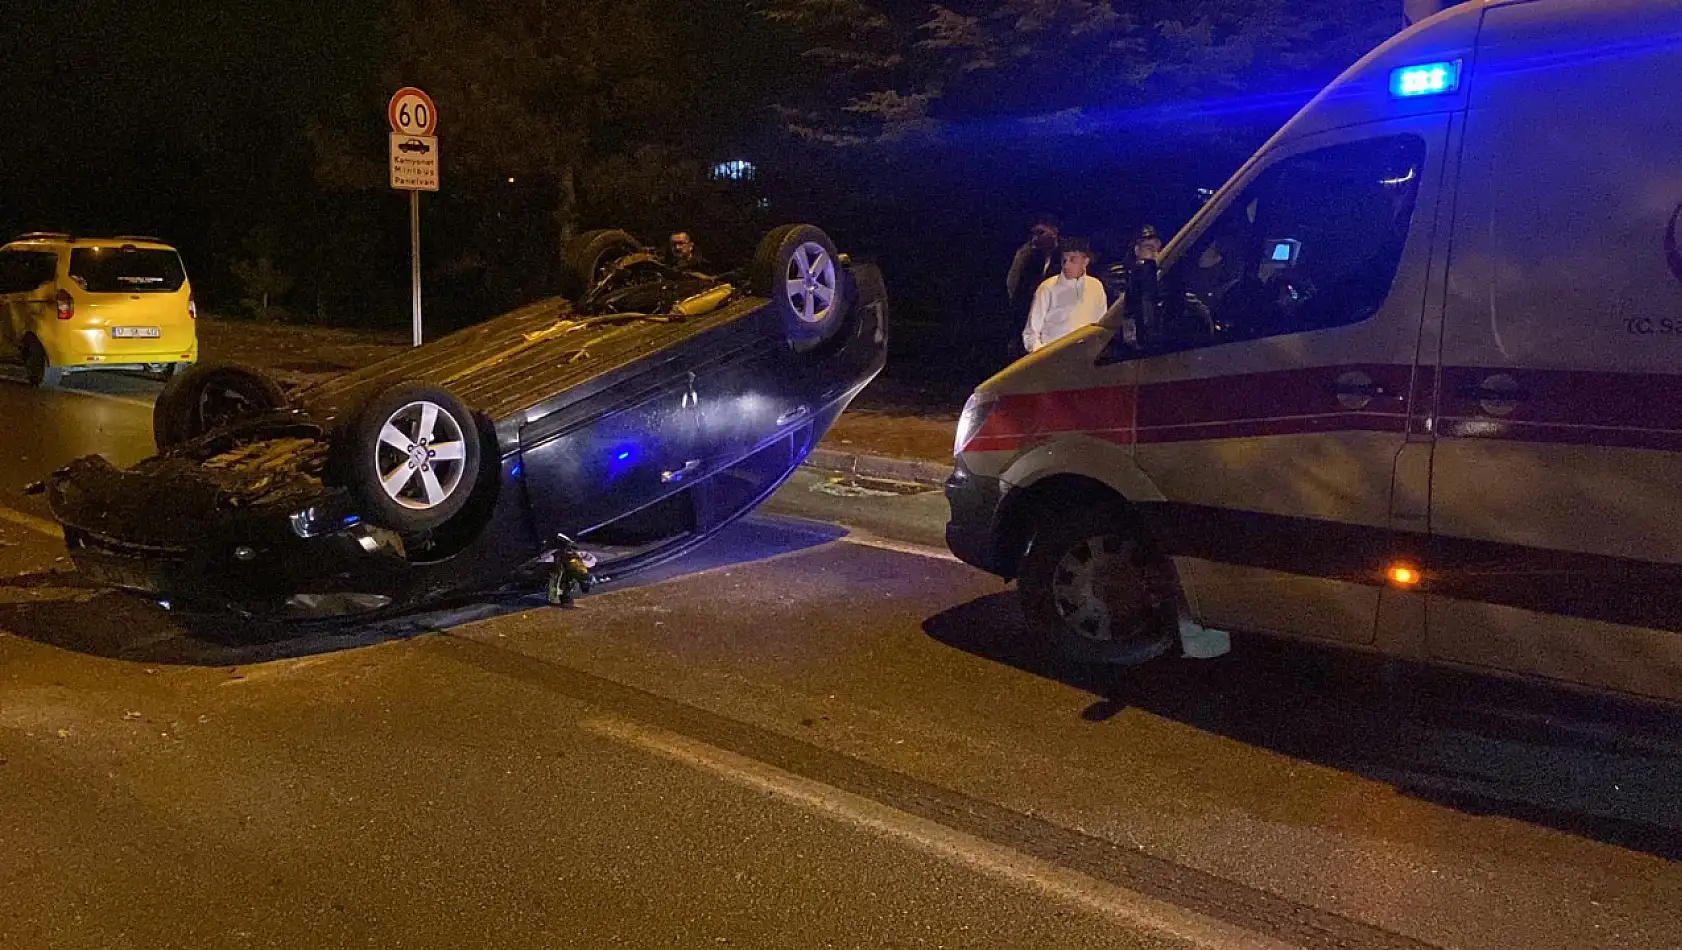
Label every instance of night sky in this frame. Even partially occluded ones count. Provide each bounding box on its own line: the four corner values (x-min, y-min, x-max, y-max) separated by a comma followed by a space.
0, 1, 796, 320
0, 0, 382, 237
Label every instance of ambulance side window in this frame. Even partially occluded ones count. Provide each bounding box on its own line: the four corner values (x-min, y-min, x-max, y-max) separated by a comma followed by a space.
1150, 135, 1425, 350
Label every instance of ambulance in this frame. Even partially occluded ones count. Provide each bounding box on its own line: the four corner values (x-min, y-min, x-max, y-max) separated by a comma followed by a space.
945, 0, 1682, 703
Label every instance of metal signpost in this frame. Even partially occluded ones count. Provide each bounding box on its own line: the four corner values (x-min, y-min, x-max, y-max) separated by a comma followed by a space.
388, 87, 439, 347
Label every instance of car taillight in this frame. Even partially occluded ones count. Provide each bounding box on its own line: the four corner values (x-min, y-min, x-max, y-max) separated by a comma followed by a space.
188, 293, 197, 320
54, 290, 74, 321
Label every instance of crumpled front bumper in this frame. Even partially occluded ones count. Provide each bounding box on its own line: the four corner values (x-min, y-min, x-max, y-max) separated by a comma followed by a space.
48, 454, 412, 614
62, 524, 413, 614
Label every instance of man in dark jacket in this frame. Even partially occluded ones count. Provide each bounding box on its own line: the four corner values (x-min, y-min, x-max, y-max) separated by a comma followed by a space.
1109, 224, 1164, 292
1119, 225, 1169, 344
999, 214, 1062, 362
666, 231, 709, 274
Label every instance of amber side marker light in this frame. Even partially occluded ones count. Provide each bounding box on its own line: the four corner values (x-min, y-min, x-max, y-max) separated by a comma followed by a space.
1387, 565, 1422, 587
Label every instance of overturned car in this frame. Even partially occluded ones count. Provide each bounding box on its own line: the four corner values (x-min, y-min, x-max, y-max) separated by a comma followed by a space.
43, 224, 887, 618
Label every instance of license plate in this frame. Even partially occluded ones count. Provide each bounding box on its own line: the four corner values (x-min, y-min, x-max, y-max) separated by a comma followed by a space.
111, 326, 161, 339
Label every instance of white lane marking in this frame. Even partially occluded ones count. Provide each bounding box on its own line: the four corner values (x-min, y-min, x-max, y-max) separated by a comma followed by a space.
0, 506, 62, 539
583, 716, 1295, 950
838, 531, 960, 562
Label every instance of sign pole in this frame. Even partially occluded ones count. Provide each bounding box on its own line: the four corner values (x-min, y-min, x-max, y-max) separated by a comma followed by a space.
387, 85, 439, 349
410, 190, 423, 347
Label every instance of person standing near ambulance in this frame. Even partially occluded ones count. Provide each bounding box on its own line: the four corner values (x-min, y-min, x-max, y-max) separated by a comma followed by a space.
999, 213, 1065, 363
1021, 237, 1108, 353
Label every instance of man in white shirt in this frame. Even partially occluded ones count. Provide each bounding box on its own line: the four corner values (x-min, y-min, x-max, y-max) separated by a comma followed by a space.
1021, 237, 1108, 354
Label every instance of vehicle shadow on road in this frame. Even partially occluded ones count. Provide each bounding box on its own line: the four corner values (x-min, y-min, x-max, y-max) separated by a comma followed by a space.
0, 572, 521, 666
924, 591, 1682, 861
0, 516, 847, 668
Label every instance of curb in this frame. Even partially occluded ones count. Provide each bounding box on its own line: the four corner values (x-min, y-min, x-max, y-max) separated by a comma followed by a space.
804, 447, 950, 487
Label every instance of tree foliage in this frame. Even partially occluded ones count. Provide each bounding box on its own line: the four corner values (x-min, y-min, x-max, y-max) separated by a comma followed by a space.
760, 0, 1399, 144
312, 0, 705, 242
229, 226, 294, 319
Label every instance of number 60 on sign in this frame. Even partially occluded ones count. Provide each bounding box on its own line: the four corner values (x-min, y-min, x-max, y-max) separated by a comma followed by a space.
388, 87, 438, 136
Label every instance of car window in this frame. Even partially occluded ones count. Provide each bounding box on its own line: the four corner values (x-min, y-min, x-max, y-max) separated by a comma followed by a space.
1127, 135, 1426, 353
0, 250, 57, 294
68, 247, 186, 293
24, 251, 58, 290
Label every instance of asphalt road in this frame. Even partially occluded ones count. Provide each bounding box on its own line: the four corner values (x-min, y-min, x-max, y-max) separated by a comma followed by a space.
1, 369, 1680, 949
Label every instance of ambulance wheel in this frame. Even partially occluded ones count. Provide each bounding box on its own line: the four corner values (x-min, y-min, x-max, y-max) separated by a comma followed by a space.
1018, 501, 1177, 665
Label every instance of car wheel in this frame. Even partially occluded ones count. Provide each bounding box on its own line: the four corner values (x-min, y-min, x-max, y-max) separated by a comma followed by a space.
22, 339, 62, 389
153, 362, 289, 450
1018, 501, 1178, 666
562, 229, 641, 297
754, 224, 848, 350
342, 380, 482, 534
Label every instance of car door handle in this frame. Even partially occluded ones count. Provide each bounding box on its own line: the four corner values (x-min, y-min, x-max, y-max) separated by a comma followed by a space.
777, 404, 811, 426
661, 459, 701, 484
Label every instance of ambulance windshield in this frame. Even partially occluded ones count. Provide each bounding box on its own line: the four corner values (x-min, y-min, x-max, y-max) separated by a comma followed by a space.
1130, 134, 1425, 353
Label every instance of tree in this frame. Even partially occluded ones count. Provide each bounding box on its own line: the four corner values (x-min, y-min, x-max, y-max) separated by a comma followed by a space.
229, 226, 294, 319
759, 0, 1399, 145
312, 0, 707, 245
306, 0, 786, 325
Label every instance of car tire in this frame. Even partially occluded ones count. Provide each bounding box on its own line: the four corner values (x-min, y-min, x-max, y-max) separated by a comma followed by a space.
22, 339, 62, 389
1017, 500, 1178, 666
562, 229, 641, 298
153, 362, 289, 450
340, 380, 482, 534
754, 224, 849, 350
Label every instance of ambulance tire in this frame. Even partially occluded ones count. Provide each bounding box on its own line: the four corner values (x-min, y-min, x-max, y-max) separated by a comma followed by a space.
1017, 502, 1177, 666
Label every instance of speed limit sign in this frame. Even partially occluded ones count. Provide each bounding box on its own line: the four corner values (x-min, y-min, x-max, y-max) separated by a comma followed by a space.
388, 87, 438, 136
389, 86, 438, 348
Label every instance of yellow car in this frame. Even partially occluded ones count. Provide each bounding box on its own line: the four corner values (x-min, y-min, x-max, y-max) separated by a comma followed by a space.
0, 232, 198, 387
